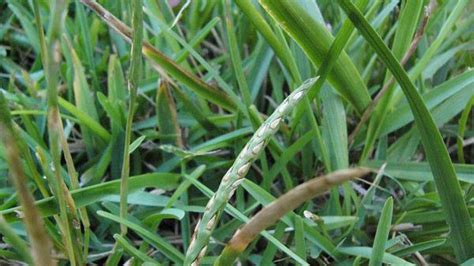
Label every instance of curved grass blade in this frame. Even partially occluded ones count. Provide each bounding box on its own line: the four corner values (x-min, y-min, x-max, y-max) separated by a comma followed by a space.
58, 97, 111, 141
98, 211, 184, 264
241, 179, 340, 258
215, 168, 370, 265
336, 0, 474, 261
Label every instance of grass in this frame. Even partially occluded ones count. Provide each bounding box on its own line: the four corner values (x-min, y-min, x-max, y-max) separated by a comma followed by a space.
0, 0, 473, 265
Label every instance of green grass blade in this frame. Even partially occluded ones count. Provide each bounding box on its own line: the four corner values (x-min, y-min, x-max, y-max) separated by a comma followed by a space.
369, 197, 393, 266
457, 95, 474, 163
259, 0, 371, 114
408, 0, 470, 81
225, 4, 251, 107
380, 70, 474, 136
7, 0, 40, 53
393, 239, 445, 258
58, 97, 111, 141
321, 87, 348, 170
337, 0, 474, 261
360, 0, 423, 160
289, 0, 368, 131
118, 0, 143, 237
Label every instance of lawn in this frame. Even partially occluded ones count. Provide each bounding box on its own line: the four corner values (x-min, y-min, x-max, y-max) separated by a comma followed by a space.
0, 0, 473, 265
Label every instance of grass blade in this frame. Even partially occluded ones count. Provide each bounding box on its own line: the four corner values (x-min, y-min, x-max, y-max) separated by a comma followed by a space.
156, 82, 183, 149
234, 0, 301, 83
98, 211, 185, 264
369, 197, 393, 266
456, 95, 474, 163
339, 246, 414, 265
113, 234, 161, 264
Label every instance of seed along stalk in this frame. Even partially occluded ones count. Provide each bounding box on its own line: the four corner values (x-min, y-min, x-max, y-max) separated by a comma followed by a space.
184, 77, 319, 265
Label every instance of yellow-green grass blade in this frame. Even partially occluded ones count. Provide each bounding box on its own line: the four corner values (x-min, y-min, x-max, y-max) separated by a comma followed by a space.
337, 0, 474, 261
65, 37, 100, 157
58, 97, 111, 141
